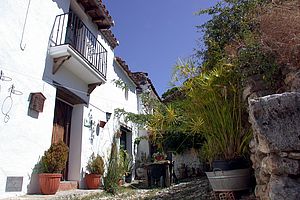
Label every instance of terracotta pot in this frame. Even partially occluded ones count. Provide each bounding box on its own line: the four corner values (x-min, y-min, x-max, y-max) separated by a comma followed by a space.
99, 121, 106, 128
85, 174, 101, 189
155, 155, 164, 161
118, 178, 123, 186
38, 173, 62, 195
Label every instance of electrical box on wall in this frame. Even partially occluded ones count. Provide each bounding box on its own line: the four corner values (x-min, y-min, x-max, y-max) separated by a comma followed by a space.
29, 92, 46, 112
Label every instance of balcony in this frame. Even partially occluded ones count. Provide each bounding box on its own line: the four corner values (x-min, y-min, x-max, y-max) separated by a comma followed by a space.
49, 12, 107, 93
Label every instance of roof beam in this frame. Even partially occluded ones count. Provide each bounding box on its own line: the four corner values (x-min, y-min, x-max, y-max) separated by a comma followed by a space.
85, 6, 98, 13
92, 17, 105, 23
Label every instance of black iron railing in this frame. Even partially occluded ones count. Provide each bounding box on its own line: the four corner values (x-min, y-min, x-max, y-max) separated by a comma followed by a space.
50, 12, 107, 78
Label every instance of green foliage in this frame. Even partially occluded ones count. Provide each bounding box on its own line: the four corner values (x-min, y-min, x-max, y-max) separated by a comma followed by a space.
103, 137, 131, 194
197, 0, 268, 68
161, 87, 179, 100
114, 108, 150, 127
180, 63, 252, 162
134, 136, 148, 145
39, 141, 69, 173
86, 153, 104, 175
196, 0, 280, 88
112, 79, 128, 91
119, 149, 133, 176
162, 132, 204, 154
103, 138, 121, 194
237, 43, 279, 87
114, 91, 161, 128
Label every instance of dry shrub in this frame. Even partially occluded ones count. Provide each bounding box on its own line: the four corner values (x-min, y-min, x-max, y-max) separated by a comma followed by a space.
259, 0, 300, 68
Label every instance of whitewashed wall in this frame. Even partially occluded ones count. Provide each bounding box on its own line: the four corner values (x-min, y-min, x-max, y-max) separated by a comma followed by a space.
136, 84, 159, 161
173, 149, 202, 179
77, 59, 139, 187
0, 0, 70, 198
0, 0, 140, 198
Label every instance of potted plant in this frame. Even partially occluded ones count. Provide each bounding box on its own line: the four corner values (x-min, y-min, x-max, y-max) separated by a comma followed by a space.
38, 141, 69, 195
184, 65, 251, 191
119, 149, 133, 183
85, 153, 104, 189
152, 151, 166, 162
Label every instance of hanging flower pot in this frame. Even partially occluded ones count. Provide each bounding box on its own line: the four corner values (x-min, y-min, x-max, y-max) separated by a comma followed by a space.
99, 120, 106, 128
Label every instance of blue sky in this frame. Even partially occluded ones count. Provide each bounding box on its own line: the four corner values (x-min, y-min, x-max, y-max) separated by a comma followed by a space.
104, 0, 219, 96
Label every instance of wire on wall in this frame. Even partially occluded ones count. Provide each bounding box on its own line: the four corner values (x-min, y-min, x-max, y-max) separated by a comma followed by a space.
20, 0, 32, 51
1, 85, 23, 123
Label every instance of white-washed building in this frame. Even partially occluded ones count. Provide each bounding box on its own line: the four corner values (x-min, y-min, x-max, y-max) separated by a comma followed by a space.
0, 0, 158, 198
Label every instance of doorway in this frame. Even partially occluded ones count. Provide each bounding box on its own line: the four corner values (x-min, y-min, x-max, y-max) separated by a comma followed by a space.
52, 98, 73, 180
119, 126, 132, 156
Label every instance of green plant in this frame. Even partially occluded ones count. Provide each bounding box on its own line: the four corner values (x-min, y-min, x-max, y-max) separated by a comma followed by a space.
112, 79, 128, 91
134, 136, 148, 145
152, 151, 166, 161
119, 149, 133, 176
182, 64, 251, 163
103, 137, 123, 194
39, 141, 69, 173
86, 153, 104, 175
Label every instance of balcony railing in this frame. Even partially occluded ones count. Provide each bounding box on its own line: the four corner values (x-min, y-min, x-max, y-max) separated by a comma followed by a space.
50, 12, 107, 78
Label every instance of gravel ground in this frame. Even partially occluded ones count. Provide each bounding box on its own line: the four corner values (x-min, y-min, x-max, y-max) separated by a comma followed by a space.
3, 177, 257, 200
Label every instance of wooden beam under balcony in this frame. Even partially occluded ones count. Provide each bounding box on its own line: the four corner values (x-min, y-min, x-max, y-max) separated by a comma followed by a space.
87, 83, 102, 95
53, 55, 71, 74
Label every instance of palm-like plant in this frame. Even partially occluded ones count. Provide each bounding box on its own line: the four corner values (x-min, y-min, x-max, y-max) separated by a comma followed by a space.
182, 64, 251, 162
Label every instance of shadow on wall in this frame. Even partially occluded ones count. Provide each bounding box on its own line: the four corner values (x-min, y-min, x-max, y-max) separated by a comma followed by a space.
52, 0, 69, 11
27, 160, 42, 194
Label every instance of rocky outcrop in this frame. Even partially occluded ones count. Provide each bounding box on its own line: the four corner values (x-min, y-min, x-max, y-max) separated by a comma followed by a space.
249, 92, 300, 200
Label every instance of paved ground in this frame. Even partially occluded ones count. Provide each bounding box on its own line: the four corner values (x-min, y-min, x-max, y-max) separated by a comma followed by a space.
2, 177, 256, 200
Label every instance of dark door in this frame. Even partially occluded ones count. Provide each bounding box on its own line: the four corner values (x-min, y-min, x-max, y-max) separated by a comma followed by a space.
52, 99, 73, 180
120, 129, 127, 150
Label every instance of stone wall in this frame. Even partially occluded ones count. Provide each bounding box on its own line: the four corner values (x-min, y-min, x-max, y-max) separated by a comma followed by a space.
248, 92, 300, 200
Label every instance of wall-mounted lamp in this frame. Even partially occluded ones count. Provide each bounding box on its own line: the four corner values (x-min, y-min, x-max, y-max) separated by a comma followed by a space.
106, 112, 112, 122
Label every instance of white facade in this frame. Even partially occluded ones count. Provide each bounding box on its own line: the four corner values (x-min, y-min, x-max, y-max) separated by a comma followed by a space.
0, 1, 140, 198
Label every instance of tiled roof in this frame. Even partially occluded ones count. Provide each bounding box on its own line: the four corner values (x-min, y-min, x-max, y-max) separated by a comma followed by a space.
101, 30, 119, 49
77, 0, 114, 29
115, 57, 160, 99
115, 57, 137, 85
77, 0, 119, 49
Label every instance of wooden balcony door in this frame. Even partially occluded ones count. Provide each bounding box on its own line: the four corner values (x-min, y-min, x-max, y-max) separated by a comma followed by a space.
52, 98, 73, 180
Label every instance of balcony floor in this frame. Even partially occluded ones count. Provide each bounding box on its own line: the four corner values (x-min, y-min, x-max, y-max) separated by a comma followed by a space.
49, 44, 106, 85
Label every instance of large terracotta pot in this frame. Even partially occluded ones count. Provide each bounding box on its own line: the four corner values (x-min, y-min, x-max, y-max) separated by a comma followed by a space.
85, 174, 101, 189
38, 173, 62, 195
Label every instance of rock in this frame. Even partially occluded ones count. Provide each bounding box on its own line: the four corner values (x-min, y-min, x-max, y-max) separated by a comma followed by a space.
278, 152, 288, 158
251, 151, 266, 170
255, 169, 270, 185
249, 138, 256, 153
249, 92, 300, 153
261, 155, 300, 175
269, 175, 300, 200
255, 184, 269, 200
288, 152, 300, 160
243, 75, 269, 101
285, 71, 300, 92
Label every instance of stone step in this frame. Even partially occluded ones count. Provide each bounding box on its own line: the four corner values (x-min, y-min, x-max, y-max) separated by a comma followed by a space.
58, 181, 78, 191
